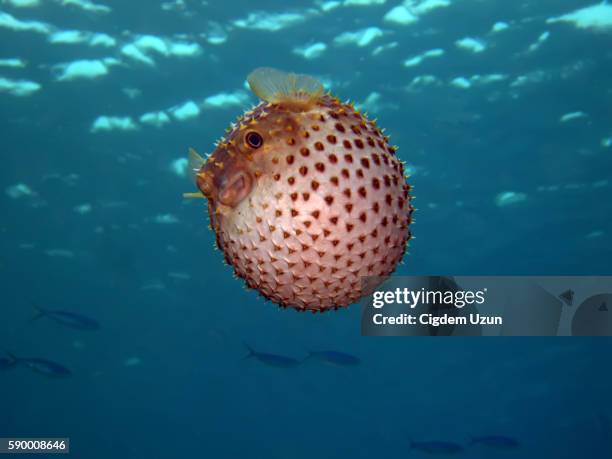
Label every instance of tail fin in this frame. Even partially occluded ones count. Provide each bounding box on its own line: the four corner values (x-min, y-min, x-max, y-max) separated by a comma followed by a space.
242, 343, 255, 360
29, 303, 46, 323
4, 351, 18, 363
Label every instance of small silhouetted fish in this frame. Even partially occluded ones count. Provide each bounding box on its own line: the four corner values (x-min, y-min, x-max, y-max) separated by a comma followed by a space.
31, 304, 100, 330
469, 435, 519, 449
243, 344, 300, 368
410, 440, 464, 455
7, 353, 71, 377
303, 350, 361, 366
0, 355, 18, 371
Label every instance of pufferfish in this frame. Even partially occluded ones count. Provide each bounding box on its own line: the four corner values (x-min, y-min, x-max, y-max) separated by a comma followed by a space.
185, 68, 413, 312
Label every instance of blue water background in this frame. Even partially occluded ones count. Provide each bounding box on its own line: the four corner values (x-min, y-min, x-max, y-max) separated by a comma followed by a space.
1, 0, 611, 457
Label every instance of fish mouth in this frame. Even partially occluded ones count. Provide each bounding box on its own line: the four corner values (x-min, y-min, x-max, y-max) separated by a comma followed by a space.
217, 170, 253, 207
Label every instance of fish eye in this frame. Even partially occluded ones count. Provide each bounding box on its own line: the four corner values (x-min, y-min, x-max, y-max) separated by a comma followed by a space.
245, 131, 264, 149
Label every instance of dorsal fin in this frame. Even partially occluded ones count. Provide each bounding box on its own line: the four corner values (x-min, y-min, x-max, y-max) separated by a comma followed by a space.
247, 67, 323, 110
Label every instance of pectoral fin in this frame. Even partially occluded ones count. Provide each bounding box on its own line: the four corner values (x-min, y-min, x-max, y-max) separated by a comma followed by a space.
184, 148, 210, 199
188, 147, 206, 184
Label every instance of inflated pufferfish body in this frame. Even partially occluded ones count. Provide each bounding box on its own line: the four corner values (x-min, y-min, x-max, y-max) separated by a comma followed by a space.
186, 68, 413, 312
